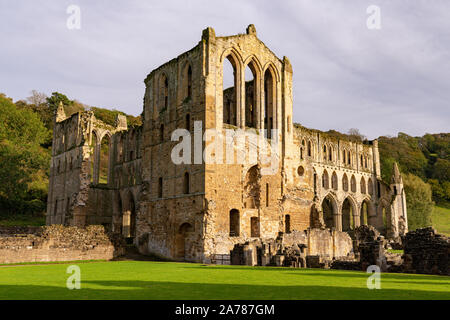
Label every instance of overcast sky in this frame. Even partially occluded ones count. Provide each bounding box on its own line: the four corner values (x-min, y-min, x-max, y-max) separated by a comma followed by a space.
1, 0, 449, 139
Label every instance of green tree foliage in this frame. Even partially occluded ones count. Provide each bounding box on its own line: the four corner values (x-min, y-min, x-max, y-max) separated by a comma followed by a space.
0, 95, 50, 214
403, 173, 434, 231
46, 92, 74, 111
91, 106, 142, 127
378, 133, 428, 181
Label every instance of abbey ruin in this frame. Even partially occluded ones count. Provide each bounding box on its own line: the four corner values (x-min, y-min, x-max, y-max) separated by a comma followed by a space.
46, 25, 408, 263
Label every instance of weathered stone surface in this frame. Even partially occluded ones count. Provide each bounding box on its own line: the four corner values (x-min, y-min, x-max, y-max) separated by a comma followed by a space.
402, 227, 449, 275
45, 25, 409, 263
0, 225, 125, 264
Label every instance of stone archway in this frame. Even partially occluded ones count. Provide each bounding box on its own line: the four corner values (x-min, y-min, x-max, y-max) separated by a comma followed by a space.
321, 195, 337, 229
175, 222, 193, 261
342, 197, 357, 232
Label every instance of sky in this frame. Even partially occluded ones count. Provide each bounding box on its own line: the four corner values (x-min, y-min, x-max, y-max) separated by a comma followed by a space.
0, 0, 449, 139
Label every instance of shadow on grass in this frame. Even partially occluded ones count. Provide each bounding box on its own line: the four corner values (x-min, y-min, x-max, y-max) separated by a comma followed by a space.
183, 265, 450, 281
0, 280, 448, 300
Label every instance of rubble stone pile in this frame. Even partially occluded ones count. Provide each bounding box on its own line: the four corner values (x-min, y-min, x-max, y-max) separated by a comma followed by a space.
402, 227, 449, 275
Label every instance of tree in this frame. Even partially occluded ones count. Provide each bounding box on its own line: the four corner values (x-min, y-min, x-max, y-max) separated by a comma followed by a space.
432, 158, 450, 182
46, 92, 73, 111
403, 173, 434, 231
26, 90, 47, 106
347, 128, 366, 141
0, 95, 50, 214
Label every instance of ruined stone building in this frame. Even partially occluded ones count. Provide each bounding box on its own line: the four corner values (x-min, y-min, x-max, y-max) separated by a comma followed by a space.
46, 25, 408, 263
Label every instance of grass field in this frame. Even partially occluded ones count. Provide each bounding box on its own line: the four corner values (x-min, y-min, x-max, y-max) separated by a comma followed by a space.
0, 261, 449, 300
432, 205, 450, 236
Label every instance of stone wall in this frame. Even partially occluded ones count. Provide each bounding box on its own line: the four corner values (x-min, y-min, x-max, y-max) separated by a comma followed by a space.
402, 227, 449, 275
230, 228, 353, 267
0, 225, 125, 264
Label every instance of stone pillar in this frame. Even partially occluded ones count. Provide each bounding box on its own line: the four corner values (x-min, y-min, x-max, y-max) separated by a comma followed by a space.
334, 213, 342, 231
239, 65, 245, 129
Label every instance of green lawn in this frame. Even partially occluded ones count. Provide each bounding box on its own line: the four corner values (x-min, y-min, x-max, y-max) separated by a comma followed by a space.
0, 261, 449, 300
432, 205, 450, 236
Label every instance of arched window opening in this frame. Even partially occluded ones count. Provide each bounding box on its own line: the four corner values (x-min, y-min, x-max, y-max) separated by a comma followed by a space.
368, 178, 374, 195
360, 200, 369, 226
183, 172, 190, 194
329, 146, 333, 161
307, 141, 312, 157
361, 155, 364, 167
264, 68, 275, 139
347, 151, 351, 165
322, 170, 329, 189
223, 55, 237, 126
342, 174, 349, 192
342, 198, 354, 232
365, 156, 368, 168
360, 177, 366, 194
323, 145, 327, 161
99, 135, 110, 184
343, 150, 346, 164
351, 175, 357, 192
285, 215, 291, 234
158, 177, 163, 198
244, 63, 257, 128
229, 209, 240, 237
322, 197, 335, 228
331, 172, 338, 190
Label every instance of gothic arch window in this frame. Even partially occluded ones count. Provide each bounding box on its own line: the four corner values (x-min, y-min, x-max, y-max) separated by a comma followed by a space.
307, 141, 312, 157
264, 67, 276, 138
329, 146, 333, 161
368, 178, 374, 195
223, 54, 238, 126
322, 170, 329, 189
331, 171, 338, 190
342, 173, 349, 192
323, 145, 327, 161
343, 149, 346, 164
347, 151, 351, 165
361, 177, 366, 194
244, 60, 259, 128
351, 175, 357, 192
99, 134, 110, 184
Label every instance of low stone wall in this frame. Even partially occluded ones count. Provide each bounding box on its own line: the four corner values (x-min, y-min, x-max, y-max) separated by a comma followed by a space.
402, 227, 449, 275
0, 225, 125, 264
